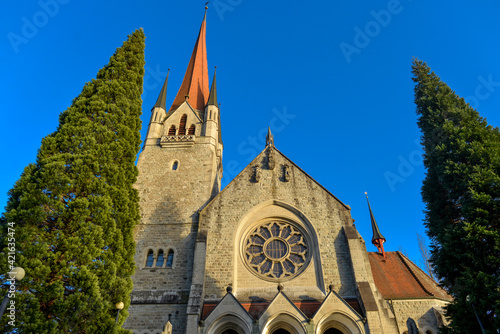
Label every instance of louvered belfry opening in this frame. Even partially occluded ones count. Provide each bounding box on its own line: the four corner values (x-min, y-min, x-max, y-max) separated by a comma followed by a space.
188, 124, 196, 135
178, 114, 187, 135
168, 125, 176, 136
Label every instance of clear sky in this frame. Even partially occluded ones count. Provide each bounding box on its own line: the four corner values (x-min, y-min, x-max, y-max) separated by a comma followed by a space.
2, 1, 500, 271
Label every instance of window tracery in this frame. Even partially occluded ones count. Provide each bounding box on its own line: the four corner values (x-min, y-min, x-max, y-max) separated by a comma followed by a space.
243, 220, 309, 280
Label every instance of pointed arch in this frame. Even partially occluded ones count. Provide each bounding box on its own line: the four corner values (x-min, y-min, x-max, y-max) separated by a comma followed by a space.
188, 124, 196, 135
234, 200, 325, 291
179, 114, 187, 135
261, 313, 306, 334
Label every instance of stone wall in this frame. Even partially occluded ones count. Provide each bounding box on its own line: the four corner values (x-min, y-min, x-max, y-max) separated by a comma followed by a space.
125, 103, 220, 332
198, 147, 358, 303
391, 299, 448, 334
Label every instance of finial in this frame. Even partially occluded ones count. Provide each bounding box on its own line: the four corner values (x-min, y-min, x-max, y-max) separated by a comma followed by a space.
226, 286, 233, 293
277, 284, 284, 292
266, 127, 274, 147
329, 284, 335, 292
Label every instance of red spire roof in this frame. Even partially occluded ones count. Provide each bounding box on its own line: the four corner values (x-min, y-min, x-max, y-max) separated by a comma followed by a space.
170, 12, 209, 111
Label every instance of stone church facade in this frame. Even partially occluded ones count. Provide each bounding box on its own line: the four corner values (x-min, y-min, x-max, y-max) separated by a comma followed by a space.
124, 10, 451, 334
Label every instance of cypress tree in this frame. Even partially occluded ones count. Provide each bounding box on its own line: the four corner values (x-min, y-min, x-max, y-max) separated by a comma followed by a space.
0, 29, 145, 333
412, 59, 500, 333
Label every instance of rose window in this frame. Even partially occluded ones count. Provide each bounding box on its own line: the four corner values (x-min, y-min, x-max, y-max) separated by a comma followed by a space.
244, 221, 308, 280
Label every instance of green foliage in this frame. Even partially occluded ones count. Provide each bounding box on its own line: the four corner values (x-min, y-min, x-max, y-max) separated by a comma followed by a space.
412, 59, 500, 333
0, 29, 145, 333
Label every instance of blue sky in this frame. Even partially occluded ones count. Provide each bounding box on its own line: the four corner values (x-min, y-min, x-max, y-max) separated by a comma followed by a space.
2, 1, 500, 271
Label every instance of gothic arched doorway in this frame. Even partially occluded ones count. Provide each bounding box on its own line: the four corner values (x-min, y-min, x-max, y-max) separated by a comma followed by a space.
324, 329, 344, 334
272, 330, 291, 334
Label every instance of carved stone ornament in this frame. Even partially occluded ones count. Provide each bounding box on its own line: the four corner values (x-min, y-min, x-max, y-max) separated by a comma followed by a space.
160, 134, 195, 143
267, 148, 275, 170
160, 135, 195, 148
283, 164, 290, 182
251, 165, 261, 183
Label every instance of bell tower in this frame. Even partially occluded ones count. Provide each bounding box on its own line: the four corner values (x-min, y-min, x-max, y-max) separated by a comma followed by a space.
126, 9, 222, 333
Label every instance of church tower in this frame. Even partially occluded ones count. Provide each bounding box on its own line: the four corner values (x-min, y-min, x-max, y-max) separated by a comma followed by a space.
126, 9, 222, 333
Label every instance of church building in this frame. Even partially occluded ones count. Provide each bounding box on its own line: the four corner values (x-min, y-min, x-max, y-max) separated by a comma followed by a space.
124, 10, 452, 334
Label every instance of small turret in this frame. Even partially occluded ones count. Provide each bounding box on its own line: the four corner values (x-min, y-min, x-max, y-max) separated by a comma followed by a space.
144, 70, 169, 147
203, 68, 220, 142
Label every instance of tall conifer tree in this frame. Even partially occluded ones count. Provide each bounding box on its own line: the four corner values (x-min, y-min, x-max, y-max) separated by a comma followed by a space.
412, 59, 500, 333
0, 29, 145, 333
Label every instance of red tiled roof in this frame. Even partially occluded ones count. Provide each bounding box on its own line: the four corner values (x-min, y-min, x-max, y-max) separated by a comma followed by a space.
170, 13, 209, 111
241, 302, 270, 319
293, 301, 322, 318
368, 251, 452, 301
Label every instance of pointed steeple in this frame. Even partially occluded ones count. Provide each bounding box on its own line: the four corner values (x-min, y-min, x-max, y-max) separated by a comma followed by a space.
207, 67, 218, 106
169, 10, 209, 111
153, 69, 170, 110
365, 192, 386, 258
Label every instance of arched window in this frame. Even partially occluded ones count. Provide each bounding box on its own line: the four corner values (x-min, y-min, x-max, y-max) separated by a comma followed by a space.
156, 249, 164, 267
172, 161, 178, 171
178, 114, 187, 135
166, 250, 174, 267
168, 125, 176, 136
324, 329, 343, 334
188, 124, 196, 135
145, 249, 154, 267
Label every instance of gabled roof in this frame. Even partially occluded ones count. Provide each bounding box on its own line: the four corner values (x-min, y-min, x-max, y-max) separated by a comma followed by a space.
368, 251, 452, 301
202, 145, 350, 213
169, 11, 209, 111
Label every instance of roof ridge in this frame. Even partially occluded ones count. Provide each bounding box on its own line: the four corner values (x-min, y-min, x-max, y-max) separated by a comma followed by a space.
396, 251, 435, 297
272, 147, 350, 210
